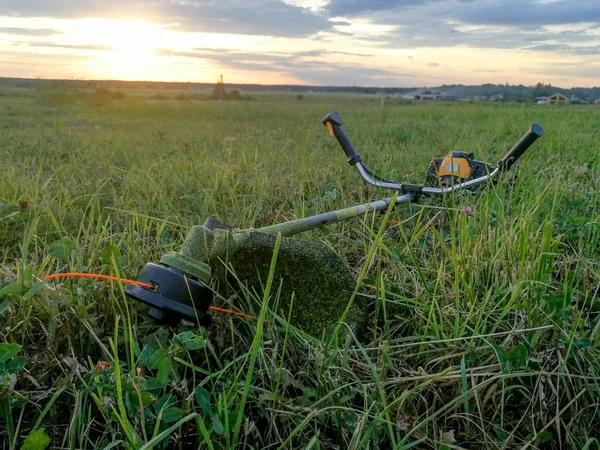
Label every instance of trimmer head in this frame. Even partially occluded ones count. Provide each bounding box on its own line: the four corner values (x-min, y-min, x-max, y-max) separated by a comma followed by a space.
127, 217, 367, 336
125, 263, 213, 326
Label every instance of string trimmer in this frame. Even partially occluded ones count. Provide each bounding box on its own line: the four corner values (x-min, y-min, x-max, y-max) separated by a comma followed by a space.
125, 111, 544, 335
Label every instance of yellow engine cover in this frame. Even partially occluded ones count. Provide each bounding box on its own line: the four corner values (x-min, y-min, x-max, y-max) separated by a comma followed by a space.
437, 155, 472, 179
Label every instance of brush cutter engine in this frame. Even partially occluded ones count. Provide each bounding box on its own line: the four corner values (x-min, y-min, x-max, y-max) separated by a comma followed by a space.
425, 151, 495, 190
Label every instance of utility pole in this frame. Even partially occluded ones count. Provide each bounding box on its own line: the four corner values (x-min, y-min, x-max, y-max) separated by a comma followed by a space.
219, 74, 224, 104
381, 88, 385, 108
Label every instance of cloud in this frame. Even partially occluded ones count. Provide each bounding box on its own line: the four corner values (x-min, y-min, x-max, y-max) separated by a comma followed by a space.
327, 0, 600, 28
169, 1, 335, 37
524, 43, 600, 55
427, 62, 440, 67
455, 1, 600, 27
325, 0, 600, 56
157, 47, 393, 84
326, 0, 437, 16
159, 47, 372, 64
1, 0, 335, 38
333, 50, 373, 57
157, 47, 325, 69
0, 27, 60, 36
0, 0, 154, 20
16, 41, 115, 51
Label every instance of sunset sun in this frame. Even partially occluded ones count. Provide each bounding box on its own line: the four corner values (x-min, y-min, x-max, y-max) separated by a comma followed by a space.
77, 19, 165, 79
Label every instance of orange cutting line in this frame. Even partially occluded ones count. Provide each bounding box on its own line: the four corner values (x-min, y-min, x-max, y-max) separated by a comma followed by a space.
44, 272, 259, 320
45, 272, 154, 288
209, 305, 257, 320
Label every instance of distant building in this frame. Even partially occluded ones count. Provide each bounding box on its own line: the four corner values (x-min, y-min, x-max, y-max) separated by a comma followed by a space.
442, 95, 458, 101
547, 93, 570, 105
414, 89, 442, 100
570, 95, 585, 105
489, 93, 504, 101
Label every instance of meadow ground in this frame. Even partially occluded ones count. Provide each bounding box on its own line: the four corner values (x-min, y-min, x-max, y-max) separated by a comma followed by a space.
1, 87, 600, 449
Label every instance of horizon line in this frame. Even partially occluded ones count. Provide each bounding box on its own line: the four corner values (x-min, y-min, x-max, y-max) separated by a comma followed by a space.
1, 76, 598, 91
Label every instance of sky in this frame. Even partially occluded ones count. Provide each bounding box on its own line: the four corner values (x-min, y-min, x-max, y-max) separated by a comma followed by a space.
1, 0, 599, 87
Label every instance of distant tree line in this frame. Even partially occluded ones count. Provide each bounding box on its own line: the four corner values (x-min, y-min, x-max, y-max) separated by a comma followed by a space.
437, 82, 600, 102
2, 77, 599, 102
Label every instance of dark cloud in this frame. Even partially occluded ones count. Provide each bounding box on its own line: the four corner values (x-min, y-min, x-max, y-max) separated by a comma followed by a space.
1, 0, 334, 38
456, 1, 600, 26
328, 0, 600, 28
0, 27, 60, 36
169, 1, 333, 37
332, 0, 600, 55
326, 0, 436, 16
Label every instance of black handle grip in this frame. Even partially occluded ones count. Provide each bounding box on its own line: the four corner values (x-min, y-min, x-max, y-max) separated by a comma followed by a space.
322, 111, 362, 165
498, 124, 544, 171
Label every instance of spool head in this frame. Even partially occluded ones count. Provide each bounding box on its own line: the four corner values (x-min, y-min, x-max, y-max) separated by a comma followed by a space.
124, 262, 213, 327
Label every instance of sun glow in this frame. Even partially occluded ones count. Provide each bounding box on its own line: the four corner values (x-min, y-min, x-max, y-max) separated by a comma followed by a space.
74, 19, 167, 79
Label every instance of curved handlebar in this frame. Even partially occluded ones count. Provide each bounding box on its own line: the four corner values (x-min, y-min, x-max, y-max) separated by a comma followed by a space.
322, 110, 543, 197
498, 124, 544, 171
321, 111, 362, 165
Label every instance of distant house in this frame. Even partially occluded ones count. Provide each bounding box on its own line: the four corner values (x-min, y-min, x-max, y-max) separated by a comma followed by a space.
414, 89, 442, 100
489, 93, 504, 101
547, 93, 570, 105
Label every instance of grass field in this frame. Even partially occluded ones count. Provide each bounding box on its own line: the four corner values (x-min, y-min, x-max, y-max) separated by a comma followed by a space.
1, 88, 600, 449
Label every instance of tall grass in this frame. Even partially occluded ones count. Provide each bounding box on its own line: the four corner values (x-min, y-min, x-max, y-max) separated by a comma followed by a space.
1, 91, 599, 448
